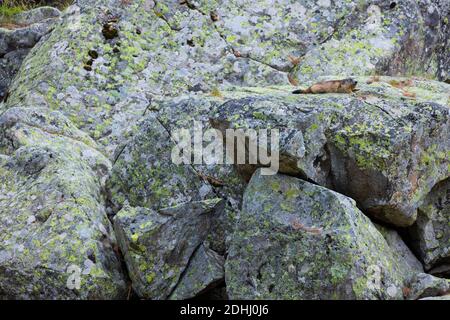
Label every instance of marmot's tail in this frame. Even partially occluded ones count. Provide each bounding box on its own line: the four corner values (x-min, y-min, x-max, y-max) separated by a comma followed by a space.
292, 88, 310, 94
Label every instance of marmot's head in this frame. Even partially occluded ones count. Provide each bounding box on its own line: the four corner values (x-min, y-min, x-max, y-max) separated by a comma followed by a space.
342, 78, 358, 90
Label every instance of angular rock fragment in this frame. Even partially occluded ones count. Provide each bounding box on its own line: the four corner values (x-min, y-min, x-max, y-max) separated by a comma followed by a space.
0, 108, 126, 299
5, 0, 448, 153
408, 273, 449, 300
114, 199, 223, 299
0, 6, 60, 101
225, 169, 438, 299
169, 244, 225, 300
408, 179, 450, 274
204, 79, 449, 227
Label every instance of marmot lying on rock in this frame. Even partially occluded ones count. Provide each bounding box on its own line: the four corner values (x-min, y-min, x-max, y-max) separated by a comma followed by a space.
293, 78, 358, 94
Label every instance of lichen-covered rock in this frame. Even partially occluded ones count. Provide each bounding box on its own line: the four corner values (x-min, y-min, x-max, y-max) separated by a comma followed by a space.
114, 199, 223, 299
408, 273, 449, 299
107, 114, 216, 211
375, 224, 424, 273
169, 244, 224, 300
11, 6, 61, 25
431, 0, 450, 82
420, 294, 450, 300
0, 0, 448, 300
0, 6, 60, 101
408, 179, 450, 274
4, 0, 448, 155
109, 114, 229, 299
225, 169, 426, 299
148, 77, 449, 227
289, 0, 449, 83
0, 107, 126, 299
0, 49, 28, 101
107, 107, 242, 254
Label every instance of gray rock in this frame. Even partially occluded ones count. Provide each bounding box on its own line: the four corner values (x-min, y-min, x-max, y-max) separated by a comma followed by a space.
375, 224, 424, 273
289, 0, 450, 83
408, 179, 450, 273
408, 273, 449, 300
0, 0, 448, 300
0, 49, 28, 101
107, 114, 216, 211
0, 107, 126, 299
4, 0, 449, 155
114, 199, 223, 299
0, 6, 60, 101
225, 169, 420, 299
109, 114, 230, 299
420, 294, 450, 300
169, 78, 448, 227
169, 244, 225, 300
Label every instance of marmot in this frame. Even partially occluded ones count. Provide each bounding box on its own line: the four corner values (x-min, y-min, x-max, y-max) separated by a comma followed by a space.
292, 78, 358, 94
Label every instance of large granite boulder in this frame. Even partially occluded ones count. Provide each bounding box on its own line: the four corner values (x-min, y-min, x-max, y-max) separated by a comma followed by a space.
110, 115, 227, 299
408, 178, 450, 275
0, 107, 126, 299
225, 169, 448, 299
0, 0, 448, 300
4, 0, 449, 155
0, 6, 61, 101
289, 0, 449, 83
114, 200, 224, 299
142, 78, 449, 227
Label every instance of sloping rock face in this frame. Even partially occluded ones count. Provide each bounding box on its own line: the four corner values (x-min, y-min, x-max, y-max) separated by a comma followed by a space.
108, 79, 449, 299
4, 0, 449, 154
109, 114, 228, 299
114, 201, 223, 299
289, 0, 450, 83
408, 179, 450, 275
0, 0, 448, 300
0, 7, 61, 101
0, 108, 126, 299
225, 169, 447, 299
144, 78, 449, 227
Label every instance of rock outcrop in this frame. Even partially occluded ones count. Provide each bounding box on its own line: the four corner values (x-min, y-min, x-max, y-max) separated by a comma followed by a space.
0, 6, 61, 101
0, 0, 448, 300
4, 0, 449, 154
0, 107, 126, 299
145, 78, 449, 227
225, 169, 448, 299
408, 179, 450, 275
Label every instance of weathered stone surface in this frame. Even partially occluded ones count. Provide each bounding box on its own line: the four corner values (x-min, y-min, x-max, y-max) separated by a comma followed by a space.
0, 107, 126, 299
420, 293, 450, 300
4, 0, 448, 155
107, 114, 216, 211
0, 49, 28, 101
289, 0, 449, 83
109, 114, 229, 299
408, 178, 450, 273
0, 6, 61, 101
431, 0, 450, 82
408, 273, 449, 299
114, 199, 223, 299
375, 224, 424, 273
225, 169, 424, 299
375, 225, 449, 300
169, 244, 224, 300
0, 0, 448, 300
146, 78, 449, 227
